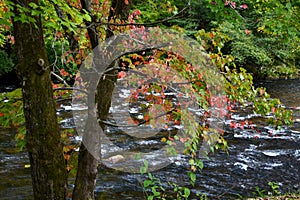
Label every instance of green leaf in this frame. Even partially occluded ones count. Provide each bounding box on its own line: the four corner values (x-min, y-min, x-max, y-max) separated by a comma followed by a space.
188, 171, 196, 186
140, 166, 147, 174
148, 172, 153, 179
148, 196, 154, 200
28, 2, 38, 9
31, 10, 41, 16
196, 160, 204, 170
84, 13, 91, 22
184, 187, 190, 198
189, 159, 194, 165
151, 187, 160, 196
144, 180, 152, 188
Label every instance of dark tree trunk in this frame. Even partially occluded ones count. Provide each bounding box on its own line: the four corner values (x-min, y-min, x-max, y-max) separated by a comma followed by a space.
73, 0, 131, 199
12, 0, 67, 199
72, 1, 100, 199
106, 0, 132, 38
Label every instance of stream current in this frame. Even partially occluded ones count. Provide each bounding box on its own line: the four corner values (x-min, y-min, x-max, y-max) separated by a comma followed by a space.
0, 79, 299, 199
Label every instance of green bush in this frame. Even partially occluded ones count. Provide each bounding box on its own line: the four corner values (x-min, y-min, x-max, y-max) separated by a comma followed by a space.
0, 50, 14, 76
216, 21, 300, 78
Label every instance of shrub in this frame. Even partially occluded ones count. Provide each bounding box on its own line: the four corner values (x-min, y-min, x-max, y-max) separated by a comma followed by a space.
0, 50, 14, 76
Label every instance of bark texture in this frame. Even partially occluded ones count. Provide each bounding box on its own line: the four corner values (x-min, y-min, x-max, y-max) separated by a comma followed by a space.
12, 0, 67, 199
73, 0, 131, 199
72, 1, 100, 199
106, 0, 132, 38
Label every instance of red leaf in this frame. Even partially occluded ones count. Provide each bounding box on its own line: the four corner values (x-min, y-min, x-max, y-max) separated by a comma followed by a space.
271, 107, 276, 113
118, 71, 126, 79
240, 4, 248, 9
245, 29, 251, 35
144, 115, 149, 122
230, 2, 236, 9
60, 68, 69, 77
180, 137, 188, 143
133, 9, 141, 16
174, 120, 180, 125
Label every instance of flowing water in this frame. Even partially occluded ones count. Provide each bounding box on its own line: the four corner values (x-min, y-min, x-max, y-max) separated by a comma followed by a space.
0, 79, 300, 199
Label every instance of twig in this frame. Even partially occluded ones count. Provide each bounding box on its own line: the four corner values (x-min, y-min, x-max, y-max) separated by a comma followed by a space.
98, 119, 138, 127
51, 71, 70, 86
53, 87, 88, 94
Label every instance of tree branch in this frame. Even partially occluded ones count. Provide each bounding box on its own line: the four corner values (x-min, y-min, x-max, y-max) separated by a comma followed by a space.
79, 6, 188, 29
51, 71, 70, 86
53, 87, 88, 94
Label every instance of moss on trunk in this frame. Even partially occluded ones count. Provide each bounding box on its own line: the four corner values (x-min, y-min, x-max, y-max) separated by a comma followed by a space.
12, 0, 67, 199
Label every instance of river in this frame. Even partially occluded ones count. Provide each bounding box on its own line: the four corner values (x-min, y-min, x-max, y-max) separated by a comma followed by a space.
0, 79, 299, 199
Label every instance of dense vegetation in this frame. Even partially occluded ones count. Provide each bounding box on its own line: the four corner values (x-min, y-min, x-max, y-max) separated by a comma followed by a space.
0, 0, 299, 199
1, 0, 299, 78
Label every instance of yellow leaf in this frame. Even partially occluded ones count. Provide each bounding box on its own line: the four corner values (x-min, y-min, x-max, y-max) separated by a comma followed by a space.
24, 164, 31, 168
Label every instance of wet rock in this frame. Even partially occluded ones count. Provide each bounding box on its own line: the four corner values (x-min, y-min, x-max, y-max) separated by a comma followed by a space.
106, 155, 125, 164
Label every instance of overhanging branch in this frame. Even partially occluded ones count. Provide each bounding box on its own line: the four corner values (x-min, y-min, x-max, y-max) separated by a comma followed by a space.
79, 6, 189, 29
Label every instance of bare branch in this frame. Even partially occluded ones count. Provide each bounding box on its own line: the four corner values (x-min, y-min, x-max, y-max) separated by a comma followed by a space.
51, 71, 70, 86
53, 87, 88, 94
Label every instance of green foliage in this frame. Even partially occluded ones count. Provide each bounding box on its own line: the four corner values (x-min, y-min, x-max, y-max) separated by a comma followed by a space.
268, 182, 281, 196
131, 0, 179, 24
176, 0, 300, 78
196, 28, 293, 127
0, 50, 14, 75
226, 67, 293, 127
261, 64, 299, 79
218, 22, 273, 67
253, 0, 300, 39
0, 86, 73, 151
45, 38, 78, 79
142, 171, 194, 200
197, 21, 300, 78
143, 172, 167, 200
0, 89, 26, 150
45, 38, 65, 70
252, 182, 282, 198
0, 33, 6, 47
38, 0, 91, 33
253, 185, 267, 198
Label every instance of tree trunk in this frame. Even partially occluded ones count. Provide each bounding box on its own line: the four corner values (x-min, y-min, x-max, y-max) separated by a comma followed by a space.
73, 0, 131, 199
72, 1, 100, 199
12, 0, 67, 199
106, 0, 132, 38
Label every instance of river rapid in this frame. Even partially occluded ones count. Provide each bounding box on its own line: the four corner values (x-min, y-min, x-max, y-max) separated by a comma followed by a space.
0, 79, 299, 199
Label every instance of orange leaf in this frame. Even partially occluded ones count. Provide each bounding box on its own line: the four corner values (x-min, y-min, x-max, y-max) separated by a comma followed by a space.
64, 154, 71, 161
66, 166, 72, 172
